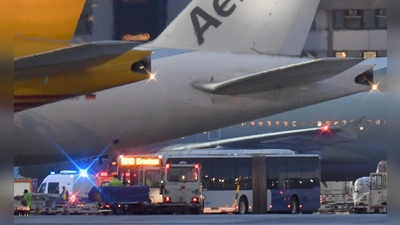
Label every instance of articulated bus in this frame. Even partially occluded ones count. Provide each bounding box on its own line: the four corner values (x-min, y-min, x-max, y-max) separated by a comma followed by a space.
164, 150, 321, 214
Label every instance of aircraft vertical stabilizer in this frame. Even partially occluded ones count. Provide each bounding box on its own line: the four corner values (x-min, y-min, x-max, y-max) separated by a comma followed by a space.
147, 0, 320, 56
14, 0, 86, 57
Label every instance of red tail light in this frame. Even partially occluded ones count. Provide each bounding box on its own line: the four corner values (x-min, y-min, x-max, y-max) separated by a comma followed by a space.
191, 197, 199, 203
164, 196, 171, 203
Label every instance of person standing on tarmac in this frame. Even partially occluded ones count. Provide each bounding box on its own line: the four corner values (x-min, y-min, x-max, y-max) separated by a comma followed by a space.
109, 174, 123, 187
21, 189, 32, 212
61, 186, 69, 201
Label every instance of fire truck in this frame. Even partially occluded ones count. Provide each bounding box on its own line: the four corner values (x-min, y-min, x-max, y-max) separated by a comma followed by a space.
91, 155, 203, 214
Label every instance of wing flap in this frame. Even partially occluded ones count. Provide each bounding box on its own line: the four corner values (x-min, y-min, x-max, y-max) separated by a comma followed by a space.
192, 58, 364, 95
15, 41, 144, 80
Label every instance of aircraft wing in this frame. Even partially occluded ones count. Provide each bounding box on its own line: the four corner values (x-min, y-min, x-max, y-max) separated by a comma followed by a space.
14, 42, 152, 112
15, 41, 144, 80
192, 58, 364, 95
164, 117, 364, 152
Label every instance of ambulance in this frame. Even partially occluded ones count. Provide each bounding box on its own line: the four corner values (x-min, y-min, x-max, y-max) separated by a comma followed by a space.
37, 170, 97, 199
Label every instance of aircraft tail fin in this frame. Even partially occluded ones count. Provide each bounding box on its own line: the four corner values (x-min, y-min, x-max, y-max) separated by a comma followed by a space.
15, 0, 85, 42
148, 0, 320, 56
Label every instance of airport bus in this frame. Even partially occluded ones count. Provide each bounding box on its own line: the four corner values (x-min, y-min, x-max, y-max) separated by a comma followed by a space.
164, 150, 321, 214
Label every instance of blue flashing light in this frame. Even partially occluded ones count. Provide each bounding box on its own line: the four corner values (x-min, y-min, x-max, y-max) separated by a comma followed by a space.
79, 169, 88, 178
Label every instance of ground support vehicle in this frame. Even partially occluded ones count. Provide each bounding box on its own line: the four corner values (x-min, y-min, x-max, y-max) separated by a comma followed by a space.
89, 161, 203, 215
351, 161, 387, 214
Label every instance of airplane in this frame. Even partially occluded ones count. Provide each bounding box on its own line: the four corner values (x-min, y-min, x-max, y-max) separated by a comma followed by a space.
14, 0, 152, 112
15, 0, 377, 166
128, 58, 386, 182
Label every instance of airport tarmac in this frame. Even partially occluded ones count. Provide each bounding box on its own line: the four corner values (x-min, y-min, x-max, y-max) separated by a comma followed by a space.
14, 214, 387, 225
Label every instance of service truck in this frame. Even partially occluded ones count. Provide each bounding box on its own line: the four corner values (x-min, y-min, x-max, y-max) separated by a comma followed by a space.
352, 161, 387, 214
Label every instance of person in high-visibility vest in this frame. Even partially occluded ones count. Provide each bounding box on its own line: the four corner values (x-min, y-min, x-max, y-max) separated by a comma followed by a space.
146, 175, 154, 187
21, 189, 32, 210
109, 175, 123, 187
61, 186, 69, 201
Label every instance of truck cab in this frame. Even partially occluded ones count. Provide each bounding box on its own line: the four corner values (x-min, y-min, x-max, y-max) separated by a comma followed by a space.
369, 172, 387, 213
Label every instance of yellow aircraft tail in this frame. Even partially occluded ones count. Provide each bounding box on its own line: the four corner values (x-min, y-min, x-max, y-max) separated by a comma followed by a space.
14, 0, 86, 57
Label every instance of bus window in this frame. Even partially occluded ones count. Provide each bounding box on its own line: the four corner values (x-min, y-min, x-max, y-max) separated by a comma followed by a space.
286, 158, 301, 189
274, 158, 287, 189
266, 158, 277, 189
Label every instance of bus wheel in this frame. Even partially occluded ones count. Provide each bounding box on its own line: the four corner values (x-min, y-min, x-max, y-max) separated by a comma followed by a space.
290, 197, 299, 214
238, 196, 249, 214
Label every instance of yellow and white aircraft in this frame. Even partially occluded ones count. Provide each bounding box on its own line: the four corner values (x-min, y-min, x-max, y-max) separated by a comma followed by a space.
14, 0, 152, 112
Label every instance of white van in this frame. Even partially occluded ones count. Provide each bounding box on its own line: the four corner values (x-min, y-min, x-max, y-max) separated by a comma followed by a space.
37, 170, 97, 199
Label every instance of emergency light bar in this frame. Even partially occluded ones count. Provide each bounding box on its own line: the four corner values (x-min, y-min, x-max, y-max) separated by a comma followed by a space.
60, 170, 77, 174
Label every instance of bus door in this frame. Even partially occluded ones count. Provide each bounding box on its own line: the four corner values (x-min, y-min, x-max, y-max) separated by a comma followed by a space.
140, 167, 163, 203
119, 168, 139, 186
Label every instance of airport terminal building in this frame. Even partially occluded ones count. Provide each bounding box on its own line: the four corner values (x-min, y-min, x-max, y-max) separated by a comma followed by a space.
84, 0, 386, 58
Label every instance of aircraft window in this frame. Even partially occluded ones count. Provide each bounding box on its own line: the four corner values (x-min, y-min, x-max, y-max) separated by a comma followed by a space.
275, 121, 280, 126
258, 121, 263, 126
300, 121, 305, 126
317, 121, 322, 127
250, 121, 255, 126
241, 123, 246, 127
267, 121, 272, 127
325, 121, 331, 125
292, 121, 296, 127
367, 120, 372, 124
376, 119, 381, 125
333, 121, 339, 126
384, 120, 386, 125
342, 120, 347, 126
283, 121, 288, 127
308, 121, 313, 126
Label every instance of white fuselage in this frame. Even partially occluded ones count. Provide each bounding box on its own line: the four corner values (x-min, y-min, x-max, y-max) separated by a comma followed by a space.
14, 50, 370, 165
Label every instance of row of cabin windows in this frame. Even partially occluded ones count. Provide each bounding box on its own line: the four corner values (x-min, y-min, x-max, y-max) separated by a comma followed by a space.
165, 157, 320, 191
241, 119, 386, 127
333, 9, 387, 30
